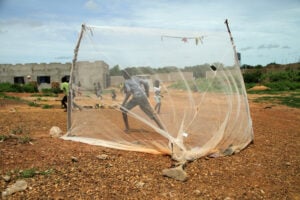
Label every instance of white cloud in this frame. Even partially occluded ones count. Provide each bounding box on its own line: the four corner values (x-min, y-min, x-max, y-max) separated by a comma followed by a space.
0, 0, 299, 65
257, 44, 280, 50
240, 47, 254, 51
84, 0, 100, 11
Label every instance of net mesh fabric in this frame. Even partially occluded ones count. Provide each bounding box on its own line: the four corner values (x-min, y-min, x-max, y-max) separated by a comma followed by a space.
62, 24, 253, 162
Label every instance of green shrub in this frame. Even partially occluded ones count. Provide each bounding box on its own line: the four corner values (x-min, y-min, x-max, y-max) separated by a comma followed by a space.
42, 104, 53, 109
19, 168, 53, 178
11, 84, 23, 92
51, 87, 62, 94
40, 88, 61, 96
18, 135, 33, 144
23, 83, 38, 93
11, 127, 24, 135
0, 135, 9, 141
254, 92, 300, 108
0, 82, 15, 92
245, 83, 257, 90
243, 70, 263, 83
19, 168, 36, 178
265, 81, 300, 91
267, 71, 289, 82
28, 101, 39, 107
0, 82, 38, 92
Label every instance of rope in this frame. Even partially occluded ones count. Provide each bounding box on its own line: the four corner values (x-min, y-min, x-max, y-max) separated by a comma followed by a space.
161, 35, 205, 45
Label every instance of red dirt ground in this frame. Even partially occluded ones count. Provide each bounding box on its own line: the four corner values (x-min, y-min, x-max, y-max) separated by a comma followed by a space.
0, 92, 299, 199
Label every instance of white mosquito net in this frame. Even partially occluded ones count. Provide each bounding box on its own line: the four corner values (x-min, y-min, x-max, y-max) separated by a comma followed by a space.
62, 22, 253, 162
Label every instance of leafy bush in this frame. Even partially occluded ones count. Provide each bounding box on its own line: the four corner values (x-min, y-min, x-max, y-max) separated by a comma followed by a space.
0, 82, 15, 92
267, 71, 290, 82
28, 101, 39, 107
23, 83, 38, 92
42, 88, 61, 94
243, 70, 263, 83
42, 104, 53, 109
244, 69, 300, 92
0, 82, 38, 92
265, 81, 300, 91
245, 83, 257, 90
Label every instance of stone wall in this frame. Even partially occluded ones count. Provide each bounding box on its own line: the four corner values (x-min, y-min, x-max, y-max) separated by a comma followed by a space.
0, 61, 109, 91
74, 61, 109, 91
0, 62, 71, 85
1, 62, 196, 91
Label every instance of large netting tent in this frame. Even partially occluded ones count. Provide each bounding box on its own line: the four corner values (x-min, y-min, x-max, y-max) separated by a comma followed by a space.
62, 21, 253, 162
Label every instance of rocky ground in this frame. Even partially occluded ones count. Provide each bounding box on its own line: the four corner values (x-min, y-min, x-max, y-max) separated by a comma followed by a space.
0, 92, 299, 200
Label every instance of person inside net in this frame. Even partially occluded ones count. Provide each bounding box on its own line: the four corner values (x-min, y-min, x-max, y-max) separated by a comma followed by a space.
120, 70, 164, 132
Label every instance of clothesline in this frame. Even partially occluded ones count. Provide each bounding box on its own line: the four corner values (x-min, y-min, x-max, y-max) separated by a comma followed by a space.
161, 35, 205, 45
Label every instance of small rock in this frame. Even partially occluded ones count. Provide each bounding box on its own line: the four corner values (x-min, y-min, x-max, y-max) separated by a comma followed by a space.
96, 154, 108, 160
71, 156, 78, 162
135, 181, 145, 189
2, 175, 11, 182
2, 180, 27, 198
223, 145, 234, 156
193, 189, 201, 196
49, 126, 63, 138
9, 108, 16, 112
285, 162, 291, 166
105, 163, 113, 168
162, 164, 188, 182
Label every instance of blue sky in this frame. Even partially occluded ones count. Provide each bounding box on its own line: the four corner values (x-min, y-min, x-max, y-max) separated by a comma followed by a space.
0, 0, 299, 66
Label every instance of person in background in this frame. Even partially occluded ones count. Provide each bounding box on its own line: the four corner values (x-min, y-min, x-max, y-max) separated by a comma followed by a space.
153, 80, 162, 114
120, 70, 164, 132
111, 89, 117, 100
77, 81, 82, 96
94, 82, 103, 100
60, 78, 69, 112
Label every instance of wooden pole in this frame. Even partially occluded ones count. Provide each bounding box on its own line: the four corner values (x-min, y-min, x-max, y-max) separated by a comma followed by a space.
224, 19, 239, 66
67, 24, 86, 132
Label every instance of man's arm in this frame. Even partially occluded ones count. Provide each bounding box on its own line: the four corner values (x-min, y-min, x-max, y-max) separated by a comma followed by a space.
140, 80, 149, 97
122, 91, 131, 106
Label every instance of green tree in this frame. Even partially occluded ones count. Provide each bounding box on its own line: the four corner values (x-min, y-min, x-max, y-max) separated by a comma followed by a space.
110, 65, 121, 76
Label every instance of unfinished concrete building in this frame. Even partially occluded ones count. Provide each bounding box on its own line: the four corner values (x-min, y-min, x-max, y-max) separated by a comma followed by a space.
0, 61, 109, 91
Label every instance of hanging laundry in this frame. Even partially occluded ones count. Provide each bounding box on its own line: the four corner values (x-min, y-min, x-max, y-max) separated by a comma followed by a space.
182, 37, 188, 43
161, 35, 205, 45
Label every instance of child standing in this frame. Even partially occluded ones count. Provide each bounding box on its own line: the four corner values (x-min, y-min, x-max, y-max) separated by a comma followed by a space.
153, 80, 162, 114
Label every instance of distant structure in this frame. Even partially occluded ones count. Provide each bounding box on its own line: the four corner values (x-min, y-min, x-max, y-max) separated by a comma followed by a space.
110, 71, 194, 88
0, 61, 109, 91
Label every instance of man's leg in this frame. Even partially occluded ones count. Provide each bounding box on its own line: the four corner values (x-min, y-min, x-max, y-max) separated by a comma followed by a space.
120, 99, 136, 132
122, 112, 130, 132
156, 103, 161, 114
62, 95, 67, 109
140, 99, 165, 130
153, 115, 164, 130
